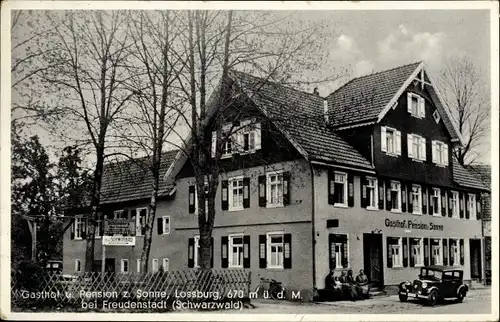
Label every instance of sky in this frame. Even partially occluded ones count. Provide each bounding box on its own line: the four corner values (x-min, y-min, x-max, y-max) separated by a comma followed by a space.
9, 7, 494, 165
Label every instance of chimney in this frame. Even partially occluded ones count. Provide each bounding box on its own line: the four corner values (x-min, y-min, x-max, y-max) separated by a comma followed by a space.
323, 99, 329, 123
313, 87, 319, 96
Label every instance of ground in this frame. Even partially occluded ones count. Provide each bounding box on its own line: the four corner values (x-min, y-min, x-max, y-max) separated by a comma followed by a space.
241, 288, 492, 314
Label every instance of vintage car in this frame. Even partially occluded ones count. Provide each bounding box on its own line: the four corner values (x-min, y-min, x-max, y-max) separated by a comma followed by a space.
398, 265, 468, 306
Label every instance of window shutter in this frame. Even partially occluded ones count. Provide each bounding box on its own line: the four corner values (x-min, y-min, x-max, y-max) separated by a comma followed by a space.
81, 219, 87, 239
419, 97, 425, 117
407, 184, 413, 214
70, 219, 75, 240
386, 237, 392, 268
459, 192, 464, 218
420, 138, 426, 161
385, 180, 392, 211
157, 217, 163, 235
448, 191, 453, 217
459, 239, 465, 265
424, 238, 429, 266
140, 209, 147, 236
284, 233, 292, 269
432, 141, 437, 164
210, 237, 214, 268
465, 194, 470, 219
428, 187, 434, 215
189, 185, 195, 213
329, 234, 336, 270
188, 238, 194, 268
211, 131, 216, 158
283, 171, 291, 205
441, 189, 446, 216
407, 134, 414, 158
259, 235, 267, 268
407, 93, 412, 113
449, 239, 455, 266
422, 187, 427, 214
243, 177, 251, 208
243, 235, 251, 268
443, 239, 448, 266
254, 123, 262, 150
402, 183, 407, 212
221, 236, 228, 268
403, 237, 408, 267
341, 235, 348, 268
396, 131, 402, 155
409, 239, 415, 267
443, 144, 449, 165
258, 175, 266, 207
221, 180, 229, 210
328, 170, 335, 205
361, 176, 368, 208
381, 127, 387, 152
476, 193, 482, 220
347, 173, 354, 207
378, 183, 384, 210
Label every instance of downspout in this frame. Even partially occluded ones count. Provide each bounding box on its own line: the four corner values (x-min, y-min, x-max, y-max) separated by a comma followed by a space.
309, 161, 317, 299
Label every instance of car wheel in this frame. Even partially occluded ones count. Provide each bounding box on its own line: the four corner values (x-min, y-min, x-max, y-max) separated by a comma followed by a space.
398, 294, 408, 302
457, 290, 466, 303
426, 290, 438, 306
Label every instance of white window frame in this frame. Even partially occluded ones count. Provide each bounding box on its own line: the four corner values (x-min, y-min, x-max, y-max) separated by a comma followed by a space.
114, 210, 126, 219
152, 258, 159, 273
432, 188, 441, 216
162, 258, 169, 271
228, 176, 244, 212
450, 239, 461, 266
121, 259, 129, 274
412, 185, 422, 215
432, 140, 448, 166
267, 232, 284, 269
333, 171, 348, 207
137, 259, 141, 273
391, 238, 403, 268
433, 110, 441, 123
74, 217, 83, 240
432, 239, 443, 265
409, 133, 426, 161
390, 181, 402, 213
136, 207, 148, 236
237, 121, 261, 154
381, 126, 401, 156
75, 259, 82, 273
334, 242, 343, 269
266, 171, 284, 208
228, 234, 244, 268
407, 92, 425, 118
366, 177, 378, 210
193, 182, 209, 216
95, 213, 102, 239
451, 191, 459, 218
412, 238, 424, 267
468, 194, 477, 219
194, 235, 200, 268
161, 216, 170, 235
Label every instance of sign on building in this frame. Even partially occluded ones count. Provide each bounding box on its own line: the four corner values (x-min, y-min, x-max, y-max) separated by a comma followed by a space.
104, 219, 135, 236
102, 235, 136, 246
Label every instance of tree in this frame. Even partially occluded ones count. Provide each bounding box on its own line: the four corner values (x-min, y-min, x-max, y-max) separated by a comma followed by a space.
39, 11, 135, 271
439, 56, 490, 166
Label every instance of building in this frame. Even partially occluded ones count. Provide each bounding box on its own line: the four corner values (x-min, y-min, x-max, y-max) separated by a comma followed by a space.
62, 61, 489, 301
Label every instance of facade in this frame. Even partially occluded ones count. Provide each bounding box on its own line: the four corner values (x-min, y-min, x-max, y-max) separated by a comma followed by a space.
62, 61, 489, 301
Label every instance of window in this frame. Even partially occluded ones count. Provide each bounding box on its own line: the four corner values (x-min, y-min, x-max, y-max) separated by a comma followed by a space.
468, 194, 477, 219
390, 181, 402, 212
136, 208, 147, 236
74, 217, 83, 240
407, 92, 425, 118
432, 240, 443, 265
121, 259, 129, 273
152, 258, 159, 273
229, 177, 244, 211
408, 134, 426, 161
95, 213, 103, 238
450, 239, 460, 266
193, 182, 209, 215
391, 238, 403, 267
432, 188, 441, 216
114, 210, 127, 219
137, 259, 141, 273
267, 172, 284, 207
334, 243, 343, 269
211, 120, 261, 158
412, 185, 422, 214
433, 110, 441, 123
194, 236, 201, 268
381, 126, 401, 155
366, 177, 378, 209
75, 259, 81, 273
432, 140, 448, 166
229, 235, 244, 268
411, 238, 424, 267
267, 233, 284, 269
161, 216, 170, 235
162, 258, 169, 271
451, 191, 459, 218
333, 172, 348, 207
222, 134, 233, 157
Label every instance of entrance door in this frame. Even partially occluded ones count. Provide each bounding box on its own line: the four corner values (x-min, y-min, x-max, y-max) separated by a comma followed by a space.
363, 233, 383, 286
469, 239, 482, 280
105, 258, 115, 273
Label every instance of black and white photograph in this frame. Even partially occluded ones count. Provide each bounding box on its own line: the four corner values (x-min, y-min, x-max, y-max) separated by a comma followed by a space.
1, 1, 498, 321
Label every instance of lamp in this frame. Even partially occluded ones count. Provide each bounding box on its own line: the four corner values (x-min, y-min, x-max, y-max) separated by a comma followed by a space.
371, 229, 382, 234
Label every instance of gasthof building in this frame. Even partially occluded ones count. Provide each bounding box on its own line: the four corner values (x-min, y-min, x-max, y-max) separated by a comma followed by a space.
63, 61, 489, 301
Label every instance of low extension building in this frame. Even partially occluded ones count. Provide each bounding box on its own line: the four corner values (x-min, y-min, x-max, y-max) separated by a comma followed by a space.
62, 61, 489, 301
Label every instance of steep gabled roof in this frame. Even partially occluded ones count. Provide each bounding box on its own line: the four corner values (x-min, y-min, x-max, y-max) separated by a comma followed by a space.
452, 158, 490, 192
100, 150, 178, 205
230, 70, 375, 170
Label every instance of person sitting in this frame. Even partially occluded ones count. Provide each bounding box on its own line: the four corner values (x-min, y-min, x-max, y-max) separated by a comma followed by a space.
347, 269, 365, 300
323, 270, 342, 301
355, 269, 371, 299
338, 270, 347, 283
338, 270, 358, 301
324, 269, 336, 290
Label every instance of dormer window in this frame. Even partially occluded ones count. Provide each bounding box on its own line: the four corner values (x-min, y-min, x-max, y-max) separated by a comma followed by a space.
407, 93, 425, 118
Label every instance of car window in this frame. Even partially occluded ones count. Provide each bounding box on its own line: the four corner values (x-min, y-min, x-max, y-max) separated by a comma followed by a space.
443, 271, 453, 279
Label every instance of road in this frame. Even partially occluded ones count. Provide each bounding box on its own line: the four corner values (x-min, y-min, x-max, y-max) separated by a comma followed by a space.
241, 288, 493, 315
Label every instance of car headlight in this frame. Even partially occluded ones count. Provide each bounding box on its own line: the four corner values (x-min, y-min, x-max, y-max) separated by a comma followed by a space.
422, 282, 428, 289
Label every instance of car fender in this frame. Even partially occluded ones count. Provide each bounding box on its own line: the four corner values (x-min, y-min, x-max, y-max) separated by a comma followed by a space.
457, 285, 468, 295
427, 286, 439, 294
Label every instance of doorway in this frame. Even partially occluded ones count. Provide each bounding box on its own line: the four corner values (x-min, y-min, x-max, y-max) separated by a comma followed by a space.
469, 239, 482, 280
363, 233, 384, 286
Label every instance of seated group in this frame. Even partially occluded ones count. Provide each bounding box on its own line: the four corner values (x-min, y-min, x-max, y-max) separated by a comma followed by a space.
323, 269, 371, 301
